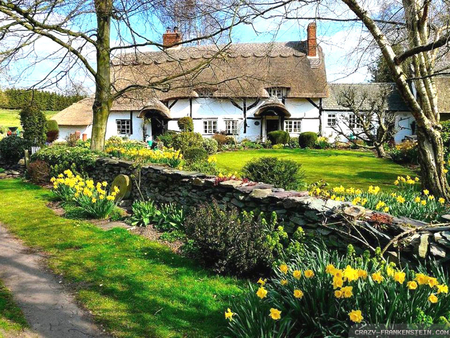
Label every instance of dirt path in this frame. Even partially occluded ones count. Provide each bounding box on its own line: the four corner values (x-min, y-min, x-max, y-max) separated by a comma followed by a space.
0, 225, 110, 338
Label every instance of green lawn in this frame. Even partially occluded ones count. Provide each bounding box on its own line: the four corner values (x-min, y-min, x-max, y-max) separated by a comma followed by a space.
0, 109, 57, 128
0, 280, 29, 336
0, 179, 242, 338
215, 149, 416, 190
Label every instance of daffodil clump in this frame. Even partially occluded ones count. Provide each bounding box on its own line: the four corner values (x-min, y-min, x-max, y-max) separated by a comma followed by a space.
310, 176, 448, 221
105, 145, 183, 168
226, 246, 450, 337
51, 170, 119, 219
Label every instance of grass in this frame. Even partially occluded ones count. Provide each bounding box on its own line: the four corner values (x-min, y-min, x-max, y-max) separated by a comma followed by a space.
0, 280, 28, 336
215, 148, 416, 190
0, 179, 243, 338
0, 109, 57, 128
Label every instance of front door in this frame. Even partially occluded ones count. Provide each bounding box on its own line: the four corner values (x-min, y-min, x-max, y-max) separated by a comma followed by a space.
266, 119, 279, 134
151, 117, 167, 139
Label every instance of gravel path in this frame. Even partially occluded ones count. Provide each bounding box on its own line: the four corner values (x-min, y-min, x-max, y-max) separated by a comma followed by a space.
0, 225, 110, 338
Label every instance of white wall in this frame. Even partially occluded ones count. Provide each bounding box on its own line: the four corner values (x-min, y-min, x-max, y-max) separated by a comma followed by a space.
321, 110, 414, 144
58, 125, 90, 141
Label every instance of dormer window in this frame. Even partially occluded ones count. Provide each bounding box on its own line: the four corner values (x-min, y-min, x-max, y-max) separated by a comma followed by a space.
267, 87, 289, 99
195, 87, 216, 98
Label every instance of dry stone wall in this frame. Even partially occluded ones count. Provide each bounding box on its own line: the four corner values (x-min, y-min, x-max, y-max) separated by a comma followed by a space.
90, 158, 450, 264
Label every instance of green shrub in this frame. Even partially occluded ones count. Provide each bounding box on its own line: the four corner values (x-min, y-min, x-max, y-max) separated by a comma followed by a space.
27, 160, 51, 184
241, 140, 263, 149
129, 200, 160, 227
183, 160, 218, 175
242, 157, 305, 190
177, 116, 194, 132
268, 130, 290, 145
0, 168, 5, 173
212, 133, 228, 146
441, 120, 450, 154
184, 201, 274, 276
389, 140, 418, 164
298, 132, 318, 148
156, 132, 176, 148
226, 243, 450, 337
315, 136, 330, 149
183, 147, 208, 164
202, 137, 218, 154
45, 120, 59, 143
272, 144, 284, 149
154, 203, 186, 232
0, 136, 28, 164
172, 132, 203, 153
32, 145, 99, 177
20, 104, 47, 146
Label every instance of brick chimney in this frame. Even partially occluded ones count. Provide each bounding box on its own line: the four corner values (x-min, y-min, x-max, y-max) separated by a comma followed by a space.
163, 27, 182, 49
307, 22, 317, 57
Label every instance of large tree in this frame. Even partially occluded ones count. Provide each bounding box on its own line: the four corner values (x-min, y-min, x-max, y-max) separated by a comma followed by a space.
0, 0, 260, 150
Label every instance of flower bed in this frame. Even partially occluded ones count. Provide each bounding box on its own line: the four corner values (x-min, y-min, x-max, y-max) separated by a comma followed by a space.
105, 145, 183, 168
310, 176, 449, 222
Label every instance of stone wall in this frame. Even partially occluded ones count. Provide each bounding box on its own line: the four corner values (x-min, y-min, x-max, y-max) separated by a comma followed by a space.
90, 158, 450, 264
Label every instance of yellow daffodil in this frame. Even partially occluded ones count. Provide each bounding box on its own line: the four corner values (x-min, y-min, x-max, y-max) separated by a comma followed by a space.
293, 270, 302, 279
407, 281, 418, 290
394, 271, 406, 284
269, 308, 281, 320
414, 196, 421, 203
280, 279, 288, 286
428, 294, 438, 303
415, 273, 429, 285
428, 277, 439, 288
439, 197, 446, 204
326, 264, 335, 274
279, 264, 289, 274
349, 310, 363, 323
293, 289, 304, 299
343, 266, 358, 282
334, 290, 343, 298
342, 286, 353, 298
256, 287, 268, 299
333, 277, 344, 289
437, 284, 448, 294
225, 308, 234, 321
304, 270, 314, 278
423, 189, 430, 195
372, 272, 384, 284
257, 278, 266, 286
357, 269, 368, 279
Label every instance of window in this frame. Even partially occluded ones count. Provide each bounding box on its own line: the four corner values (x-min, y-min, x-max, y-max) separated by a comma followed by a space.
267, 87, 289, 99
327, 114, 336, 127
348, 114, 364, 129
284, 120, 301, 133
203, 119, 217, 134
225, 120, 238, 135
116, 119, 131, 135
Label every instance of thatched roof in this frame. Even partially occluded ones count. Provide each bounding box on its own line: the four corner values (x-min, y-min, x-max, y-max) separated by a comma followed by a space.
323, 83, 410, 112
138, 98, 171, 119
112, 41, 328, 101
255, 97, 291, 117
435, 76, 450, 114
52, 98, 93, 126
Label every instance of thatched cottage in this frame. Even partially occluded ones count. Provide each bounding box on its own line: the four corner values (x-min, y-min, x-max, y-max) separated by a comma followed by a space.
52, 24, 417, 143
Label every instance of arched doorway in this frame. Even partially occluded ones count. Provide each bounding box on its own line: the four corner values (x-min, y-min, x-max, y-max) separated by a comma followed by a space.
138, 99, 171, 141
254, 97, 291, 140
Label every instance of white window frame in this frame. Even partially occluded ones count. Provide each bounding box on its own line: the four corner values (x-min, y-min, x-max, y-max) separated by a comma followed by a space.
116, 119, 131, 135
224, 120, 239, 135
348, 114, 364, 130
284, 120, 302, 133
327, 113, 336, 127
203, 119, 218, 134
267, 87, 289, 99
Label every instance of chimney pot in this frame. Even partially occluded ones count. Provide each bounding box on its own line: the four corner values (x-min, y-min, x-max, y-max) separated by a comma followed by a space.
163, 28, 182, 49
174, 26, 178, 32
307, 22, 317, 57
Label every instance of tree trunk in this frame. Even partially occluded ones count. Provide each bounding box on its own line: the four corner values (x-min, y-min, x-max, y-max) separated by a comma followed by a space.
374, 144, 386, 158
91, 0, 112, 152
416, 125, 449, 199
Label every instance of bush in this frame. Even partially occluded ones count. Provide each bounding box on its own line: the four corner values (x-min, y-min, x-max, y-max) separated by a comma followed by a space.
172, 132, 203, 153
0, 136, 28, 164
20, 104, 47, 146
441, 120, 450, 154
268, 130, 290, 145
202, 137, 218, 154
156, 132, 176, 148
129, 200, 160, 227
154, 203, 186, 232
315, 136, 330, 149
242, 157, 305, 190
212, 133, 228, 146
183, 147, 208, 164
184, 160, 219, 175
389, 140, 419, 164
177, 116, 194, 132
272, 144, 284, 149
241, 140, 263, 149
226, 243, 450, 337
45, 120, 59, 143
32, 145, 99, 177
184, 201, 274, 276
298, 132, 318, 148
27, 160, 51, 184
